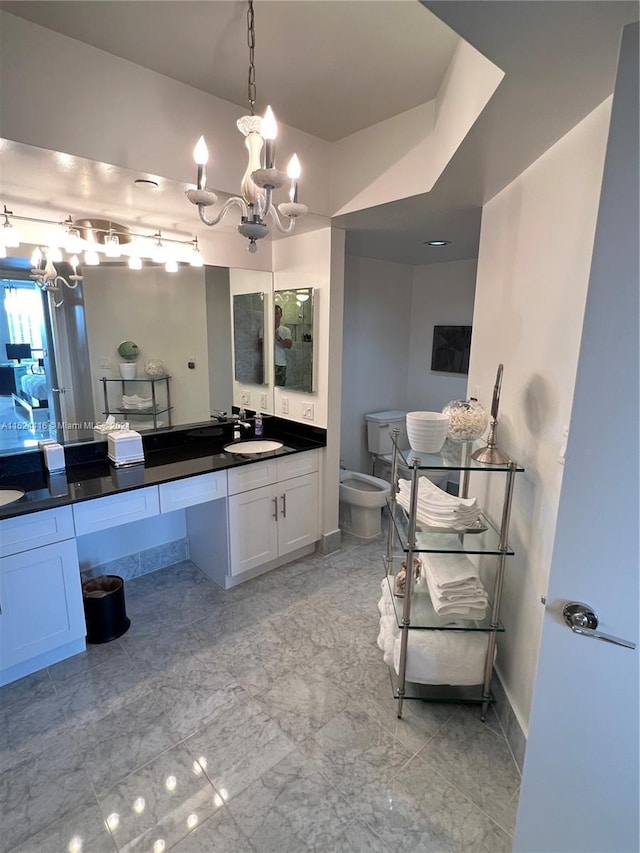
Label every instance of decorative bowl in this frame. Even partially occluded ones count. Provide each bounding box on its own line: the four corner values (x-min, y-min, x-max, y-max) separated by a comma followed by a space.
442, 398, 488, 442
406, 411, 449, 453
144, 359, 166, 377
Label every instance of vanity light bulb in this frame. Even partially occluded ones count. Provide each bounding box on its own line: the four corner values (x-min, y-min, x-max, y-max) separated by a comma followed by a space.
286, 154, 301, 180
46, 246, 63, 263
261, 106, 278, 140
65, 228, 83, 254
0, 244, 6, 259
193, 136, 209, 165
189, 248, 203, 268
104, 234, 121, 258
1, 221, 19, 247
128, 255, 142, 270
84, 248, 100, 266
151, 242, 166, 264
165, 258, 178, 273
70, 255, 79, 270
31, 247, 42, 267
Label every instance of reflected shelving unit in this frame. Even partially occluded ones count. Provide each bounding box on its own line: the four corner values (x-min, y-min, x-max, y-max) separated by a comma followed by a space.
384, 432, 523, 720
101, 375, 172, 431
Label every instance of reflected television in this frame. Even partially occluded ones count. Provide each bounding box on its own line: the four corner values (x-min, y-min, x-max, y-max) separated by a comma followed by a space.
6, 342, 32, 363
431, 326, 471, 375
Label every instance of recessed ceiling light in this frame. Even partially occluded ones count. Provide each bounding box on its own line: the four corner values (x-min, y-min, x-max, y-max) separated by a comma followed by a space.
423, 239, 451, 247
134, 179, 159, 189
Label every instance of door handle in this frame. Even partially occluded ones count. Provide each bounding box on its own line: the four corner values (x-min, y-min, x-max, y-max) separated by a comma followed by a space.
52, 387, 66, 394
281, 493, 287, 518
272, 496, 278, 521
563, 602, 636, 649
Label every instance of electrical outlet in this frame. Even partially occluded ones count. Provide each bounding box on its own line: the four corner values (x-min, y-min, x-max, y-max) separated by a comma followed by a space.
302, 403, 314, 420
281, 396, 289, 414
240, 391, 250, 405
99, 357, 111, 369
260, 392, 268, 408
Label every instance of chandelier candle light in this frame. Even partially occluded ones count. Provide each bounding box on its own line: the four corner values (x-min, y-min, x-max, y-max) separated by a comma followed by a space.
186, 0, 308, 253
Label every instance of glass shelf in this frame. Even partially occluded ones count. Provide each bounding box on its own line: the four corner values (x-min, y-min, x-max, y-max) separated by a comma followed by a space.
390, 435, 524, 472
388, 669, 492, 705
384, 556, 504, 632
388, 501, 514, 555
109, 407, 173, 416
101, 375, 172, 383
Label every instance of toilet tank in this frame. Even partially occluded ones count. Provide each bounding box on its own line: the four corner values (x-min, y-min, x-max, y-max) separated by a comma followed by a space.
365, 410, 408, 455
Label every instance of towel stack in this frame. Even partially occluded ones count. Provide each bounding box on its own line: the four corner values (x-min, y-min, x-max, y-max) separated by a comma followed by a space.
422, 553, 489, 619
376, 579, 492, 685
121, 394, 153, 411
397, 477, 481, 530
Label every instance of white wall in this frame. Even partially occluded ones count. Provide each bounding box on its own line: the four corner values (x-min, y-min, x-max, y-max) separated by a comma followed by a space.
407, 259, 477, 412
83, 266, 210, 427
340, 255, 476, 475
469, 99, 612, 733
273, 227, 345, 544
340, 255, 413, 473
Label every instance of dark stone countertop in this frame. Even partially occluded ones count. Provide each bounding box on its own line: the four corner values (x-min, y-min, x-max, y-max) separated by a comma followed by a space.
0, 416, 326, 521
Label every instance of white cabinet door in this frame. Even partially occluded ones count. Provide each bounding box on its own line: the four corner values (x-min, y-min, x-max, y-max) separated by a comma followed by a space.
277, 472, 319, 557
228, 484, 279, 576
0, 539, 85, 670
0, 505, 75, 558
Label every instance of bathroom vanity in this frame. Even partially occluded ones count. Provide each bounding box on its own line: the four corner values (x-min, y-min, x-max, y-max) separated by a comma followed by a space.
0, 418, 326, 687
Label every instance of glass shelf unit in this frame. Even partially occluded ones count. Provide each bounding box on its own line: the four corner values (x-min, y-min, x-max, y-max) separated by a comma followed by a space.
388, 670, 488, 705
384, 556, 505, 632
382, 432, 522, 721
101, 375, 173, 431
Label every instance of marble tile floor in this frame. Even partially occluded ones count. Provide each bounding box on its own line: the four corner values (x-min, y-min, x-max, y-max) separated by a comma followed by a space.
0, 533, 521, 853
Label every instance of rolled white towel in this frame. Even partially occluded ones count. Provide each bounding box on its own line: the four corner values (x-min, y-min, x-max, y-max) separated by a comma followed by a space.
392, 631, 495, 685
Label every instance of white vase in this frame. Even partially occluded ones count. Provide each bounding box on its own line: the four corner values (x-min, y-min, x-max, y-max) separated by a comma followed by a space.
119, 362, 137, 379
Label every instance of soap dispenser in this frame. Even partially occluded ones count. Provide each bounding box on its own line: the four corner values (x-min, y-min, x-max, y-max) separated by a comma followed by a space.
254, 412, 263, 437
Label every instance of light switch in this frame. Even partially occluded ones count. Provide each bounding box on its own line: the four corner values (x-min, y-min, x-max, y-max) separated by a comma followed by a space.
260, 392, 268, 408
281, 397, 289, 414
302, 403, 314, 420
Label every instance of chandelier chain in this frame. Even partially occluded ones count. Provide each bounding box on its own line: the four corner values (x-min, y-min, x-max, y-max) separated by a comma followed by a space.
247, 0, 256, 115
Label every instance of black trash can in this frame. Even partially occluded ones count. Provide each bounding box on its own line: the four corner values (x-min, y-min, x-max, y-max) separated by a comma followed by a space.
82, 575, 131, 644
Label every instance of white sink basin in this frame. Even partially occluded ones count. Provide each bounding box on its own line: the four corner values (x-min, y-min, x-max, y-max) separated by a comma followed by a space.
0, 488, 25, 507
224, 439, 283, 455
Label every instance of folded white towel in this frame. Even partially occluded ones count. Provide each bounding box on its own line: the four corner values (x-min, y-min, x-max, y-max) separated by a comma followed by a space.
422, 552, 482, 589
392, 631, 494, 685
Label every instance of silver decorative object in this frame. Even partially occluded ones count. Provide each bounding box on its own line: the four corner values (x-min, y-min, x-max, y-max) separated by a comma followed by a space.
472, 364, 511, 465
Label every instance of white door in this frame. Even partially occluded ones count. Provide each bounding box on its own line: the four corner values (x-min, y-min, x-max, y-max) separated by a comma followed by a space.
228, 484, 279, 575
278, 472, 319, 557
514, 24, 639, 852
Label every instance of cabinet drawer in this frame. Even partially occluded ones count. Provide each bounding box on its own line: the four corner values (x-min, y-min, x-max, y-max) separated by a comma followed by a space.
73, 486, 159, 535
0, 506, 75, 558
227, 460, 277, 496
159, 472, 227, 513
276, 450, 318, 482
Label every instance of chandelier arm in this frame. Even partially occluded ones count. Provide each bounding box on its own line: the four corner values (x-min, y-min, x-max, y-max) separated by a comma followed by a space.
197, 196, 249, 227
55, 275, 79, 290
267, 205, 296, 234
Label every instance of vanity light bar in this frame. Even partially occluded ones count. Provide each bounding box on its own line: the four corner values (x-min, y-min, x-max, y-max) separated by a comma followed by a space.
0, 206, 203, 268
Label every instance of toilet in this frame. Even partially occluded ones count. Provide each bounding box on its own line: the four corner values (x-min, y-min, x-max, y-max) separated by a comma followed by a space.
364, 410, 450, 490
339, 469, 391, 539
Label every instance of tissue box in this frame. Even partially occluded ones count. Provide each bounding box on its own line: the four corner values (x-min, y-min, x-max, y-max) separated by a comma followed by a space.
108, 429, 145, 467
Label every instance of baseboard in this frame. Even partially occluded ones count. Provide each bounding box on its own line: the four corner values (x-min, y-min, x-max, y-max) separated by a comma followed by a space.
318, 528, 342, 555
491, 670, 527, 774
80, 538, 188, 583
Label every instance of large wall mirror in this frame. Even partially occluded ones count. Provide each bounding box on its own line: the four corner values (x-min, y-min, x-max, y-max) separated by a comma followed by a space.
0, 247, 273, 456
273, 288, 315, 393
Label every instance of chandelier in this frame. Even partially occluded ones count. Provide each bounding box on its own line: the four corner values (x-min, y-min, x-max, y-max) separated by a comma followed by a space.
185, 0, 308, 253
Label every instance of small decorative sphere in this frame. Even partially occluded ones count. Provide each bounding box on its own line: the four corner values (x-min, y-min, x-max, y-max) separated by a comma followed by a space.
144, 359, 166, 377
